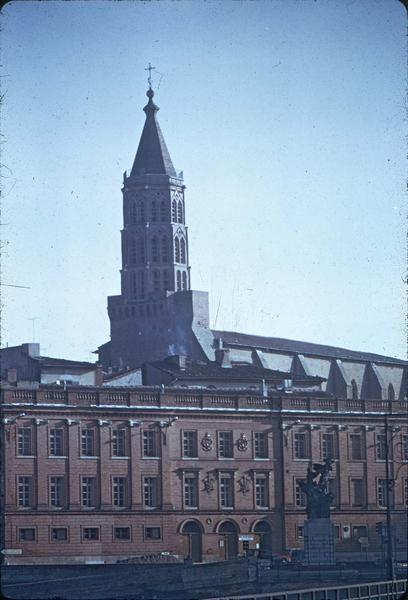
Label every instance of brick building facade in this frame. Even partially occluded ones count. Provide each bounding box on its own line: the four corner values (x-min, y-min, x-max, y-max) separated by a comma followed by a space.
2, 384, 407, 564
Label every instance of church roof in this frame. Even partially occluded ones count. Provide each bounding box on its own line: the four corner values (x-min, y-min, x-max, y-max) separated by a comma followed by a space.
130, 89, 177, 178
212, 330, 407, 366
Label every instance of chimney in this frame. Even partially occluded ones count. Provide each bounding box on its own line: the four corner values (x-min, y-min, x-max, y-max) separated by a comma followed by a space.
95, 364, 104, 387
215, 349, 231, 368
7, 368, 17, 384
21, 343, 40, 358
168, 355, 187, 370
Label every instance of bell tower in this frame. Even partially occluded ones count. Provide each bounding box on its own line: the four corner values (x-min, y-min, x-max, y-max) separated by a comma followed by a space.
99, 83, 214, 370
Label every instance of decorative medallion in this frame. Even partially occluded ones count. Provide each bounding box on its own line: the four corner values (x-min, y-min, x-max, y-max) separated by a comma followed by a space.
202, 472, 215, 494
236, 433, 249, 452
201, 432, 213, 452
238, 474, 251, 496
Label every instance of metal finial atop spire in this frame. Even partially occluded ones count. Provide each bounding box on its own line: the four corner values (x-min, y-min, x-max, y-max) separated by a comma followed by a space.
145, 62, 156, 90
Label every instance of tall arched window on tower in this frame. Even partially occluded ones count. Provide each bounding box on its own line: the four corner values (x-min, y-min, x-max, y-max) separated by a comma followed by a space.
131, 271, 137, 300
388, 383, 395, 401
163, 271, 169, 291
131, 202, 137, 224
180, 238, 186, 264
351, 379, 358, 400
182, 272, 187, 290
171, 199, 177, 222
138, 272, 145, 299
177, 200, 184, 223
176, 270, 181, 291
151, 201, 157, 222
138, 238, 145, 264
130, 238, 137, 265
152, 237, 159, 263
160, 201, 167, 222
138, 201, 145, 223
153, 270, 160, 292
174, 237, 180, 263
161, 236, 168, 262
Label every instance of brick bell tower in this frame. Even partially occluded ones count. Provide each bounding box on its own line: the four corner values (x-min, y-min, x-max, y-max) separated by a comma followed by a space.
98, 84, 214, 370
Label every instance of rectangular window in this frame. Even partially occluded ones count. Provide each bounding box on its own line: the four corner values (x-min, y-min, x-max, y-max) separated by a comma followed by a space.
352, 525, 368, 540
114, 527, 131, 540
81, 476, 97, 508
49, 428, 64, 456
143, 476, 159, 508
296, 525, 304, 540
376, 434, 387, 460
254, 432, 268, 458
144, 526, 161, 540
113, 476, 127, 507
402, 435, 408, 461
50, 476, 65, 507
218, 431, 233, 458
294, 433, 307, 459
322, 434, 335, 460
19, 528, 35, 541
83, 527, 99, 541
17, 427, 32, 456
18, 476, 33, 507
112, 429, 127, 457
295, 479, 307, 507
81, 428, 95, 456
404, 479, 408, 506
377, 479, 387, 507
255, 476, 269, 508
52, 527, 68, 541
184, 472, 198, 508
219, 473, 234, 508
351, 479, 364, 506
350, 434, 363, 460
183, 431, 198, 458
334, 525, 341, 540
143, 430, 158, 457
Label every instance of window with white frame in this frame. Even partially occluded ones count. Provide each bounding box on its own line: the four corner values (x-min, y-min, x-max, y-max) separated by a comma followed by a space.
218, 431, 233, 458
295, 479, 306, 507
49, 428, 64, 456
294, 432, 308, 459
143, 430, 158, 457
255, 475, 269, 508
112, 429, 127, 457
376, 434, 387, 460
377, 479, 388, 507
219, 472, 234, 508
17, 427, 33, 456
254, 432, 268, 458
81, 428, 96, 456
112, 476, 127, 507
184, 472, 198, 508
81, 476, 97, 508
50, 476, 65, 507
18, 476, 33, 507
183, 431, 198, 458
143, 476, 159, 508
322, 433, 335, 460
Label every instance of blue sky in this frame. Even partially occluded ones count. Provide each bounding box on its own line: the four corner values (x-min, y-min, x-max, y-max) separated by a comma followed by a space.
1, 0, 406, 361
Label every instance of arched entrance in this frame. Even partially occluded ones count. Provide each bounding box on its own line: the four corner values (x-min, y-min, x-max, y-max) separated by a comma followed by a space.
253, 520, 272, 559
218, 521, 238, 560
181, 521, 202, 562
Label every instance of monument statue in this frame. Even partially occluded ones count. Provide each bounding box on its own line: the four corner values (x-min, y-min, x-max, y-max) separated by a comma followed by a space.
299, 458, 334, 519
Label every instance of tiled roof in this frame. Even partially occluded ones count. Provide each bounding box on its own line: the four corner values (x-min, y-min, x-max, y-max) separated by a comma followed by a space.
212, 330, 406, 366
38, 356, 95, 369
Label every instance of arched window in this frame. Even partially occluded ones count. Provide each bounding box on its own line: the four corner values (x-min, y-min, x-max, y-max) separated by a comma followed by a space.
160, 201, 167, 222
151, 201, 157, 222
171, 198, 177, 222
161, 236, 168, 262
130, 238, 137, 265
163, 271, 169, 291
388, 383, 395, 401
138, 238, 145, 264
175, 237, 180, 263
138, 201, 145, 223
152, 237, 159, 263
351, 379, 358, 400
153, 270, 160, 292
131, 202, 137, 224
138, 272, 145, 299
182, 271, 187, 290
177, 200, 183, 223
131, 271, 137, 299
180, 238, 186, 263
176, 270, 181, 291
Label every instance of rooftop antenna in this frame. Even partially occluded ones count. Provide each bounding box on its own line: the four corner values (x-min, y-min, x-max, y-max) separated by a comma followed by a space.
145, 62, 156, 89
27, 317, 38, 342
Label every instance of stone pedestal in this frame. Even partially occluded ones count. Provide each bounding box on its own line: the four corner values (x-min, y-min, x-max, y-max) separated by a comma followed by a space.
303, 518, 335, 565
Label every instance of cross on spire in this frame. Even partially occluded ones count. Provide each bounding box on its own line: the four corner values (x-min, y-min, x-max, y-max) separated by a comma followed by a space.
145, 62, 156, 89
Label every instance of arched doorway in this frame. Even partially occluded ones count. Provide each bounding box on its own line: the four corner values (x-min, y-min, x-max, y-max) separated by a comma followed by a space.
181, 521, 202, 562
218, 521, 238, 560
253, 520, 272, 559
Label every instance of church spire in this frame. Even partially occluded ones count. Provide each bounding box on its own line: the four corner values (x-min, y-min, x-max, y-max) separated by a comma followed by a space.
130, 88, 177, 178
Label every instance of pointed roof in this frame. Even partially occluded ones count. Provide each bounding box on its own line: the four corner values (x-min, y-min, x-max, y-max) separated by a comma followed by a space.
130, 89, 177, 178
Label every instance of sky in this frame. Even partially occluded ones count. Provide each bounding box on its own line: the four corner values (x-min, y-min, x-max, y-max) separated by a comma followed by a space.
1, 0, 406, 362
